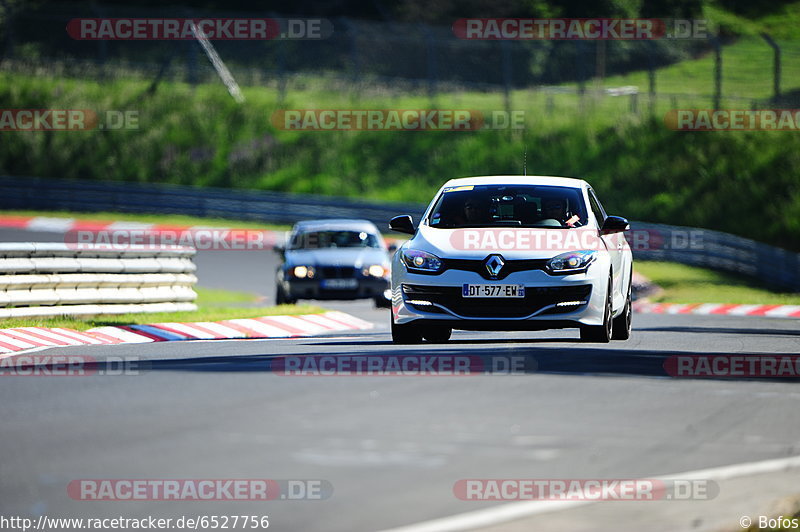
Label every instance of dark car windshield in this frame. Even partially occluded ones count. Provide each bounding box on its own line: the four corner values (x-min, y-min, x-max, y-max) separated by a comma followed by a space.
289, 230, 381, 249
427, 184, 588, 228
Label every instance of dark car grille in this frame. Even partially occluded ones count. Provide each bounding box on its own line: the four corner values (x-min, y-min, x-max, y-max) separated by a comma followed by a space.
403, 284, 592, 318
441, 258, 549, 280
320, 266, 358, 279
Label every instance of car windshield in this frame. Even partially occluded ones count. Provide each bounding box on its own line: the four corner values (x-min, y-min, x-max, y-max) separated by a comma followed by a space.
289, 230, 381, 249
427, 184, 588, 228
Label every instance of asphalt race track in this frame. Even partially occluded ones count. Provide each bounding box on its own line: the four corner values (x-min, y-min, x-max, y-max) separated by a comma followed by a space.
2, 228, 800, 531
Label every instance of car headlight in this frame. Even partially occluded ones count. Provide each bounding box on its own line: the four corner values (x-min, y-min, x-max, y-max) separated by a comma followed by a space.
363, 264, 389, 277
546, 250, 596, 274
292, 265, 315, 278
401, 249, 443, 273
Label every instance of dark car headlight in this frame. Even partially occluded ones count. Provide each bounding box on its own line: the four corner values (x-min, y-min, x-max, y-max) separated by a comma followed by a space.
546, 251, 596, 274
401, 249, 443, 273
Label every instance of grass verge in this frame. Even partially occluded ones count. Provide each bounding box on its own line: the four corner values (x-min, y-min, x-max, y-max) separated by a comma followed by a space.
635, 261, 800, 305
0, 287, 325, 331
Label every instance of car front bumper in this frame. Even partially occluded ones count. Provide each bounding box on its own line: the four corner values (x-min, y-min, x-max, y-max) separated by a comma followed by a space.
284, 277, 390, 301
391, 265, 608, 329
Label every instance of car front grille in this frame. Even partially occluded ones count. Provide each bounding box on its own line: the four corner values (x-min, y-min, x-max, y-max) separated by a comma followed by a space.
441, 258, 549, 280
320, 266, 358, 279
403, 284, 592, 318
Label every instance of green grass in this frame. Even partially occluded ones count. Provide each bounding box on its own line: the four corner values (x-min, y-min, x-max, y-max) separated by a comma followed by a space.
635, 261, 800, 304
0, 287, 325, 331
602, 37, 800, 103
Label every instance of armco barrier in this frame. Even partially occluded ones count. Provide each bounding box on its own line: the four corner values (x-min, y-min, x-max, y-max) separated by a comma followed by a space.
0, 176, 426, 228
627, 222, 800, 291
0, 243, 198, 318
0, 176, 797, 291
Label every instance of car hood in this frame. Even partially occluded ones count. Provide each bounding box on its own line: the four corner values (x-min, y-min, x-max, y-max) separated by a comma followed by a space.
409, 224, 606, 259
285, 247, 389, 267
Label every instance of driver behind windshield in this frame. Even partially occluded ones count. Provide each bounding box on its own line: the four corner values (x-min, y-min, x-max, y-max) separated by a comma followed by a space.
542, 198, 580, 227
462, 198, 487, 224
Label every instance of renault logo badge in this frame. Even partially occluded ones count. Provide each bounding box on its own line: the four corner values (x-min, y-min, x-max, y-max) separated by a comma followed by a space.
484, 254, 505, 278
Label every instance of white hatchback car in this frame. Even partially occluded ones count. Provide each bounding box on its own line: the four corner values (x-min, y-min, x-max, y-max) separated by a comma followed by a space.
389, 176, 633, 343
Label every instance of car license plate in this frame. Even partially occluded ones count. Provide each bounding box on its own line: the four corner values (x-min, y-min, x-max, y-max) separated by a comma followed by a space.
462, 284, 525, 298
322, 278, 358, 289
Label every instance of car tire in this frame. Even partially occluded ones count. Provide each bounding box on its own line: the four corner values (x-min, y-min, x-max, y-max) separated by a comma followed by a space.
391, 315, 423, 344
611, 273, 632, 341
422, 326, 452, 343
580, 277, 613, 343
275, 284, 295, 305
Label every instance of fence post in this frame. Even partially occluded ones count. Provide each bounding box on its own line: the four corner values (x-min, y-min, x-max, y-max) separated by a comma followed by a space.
0, 0, 14, 62
761, 32, 781, 102
576, 41, 588, 112
422, 24, 438, 104
711, 36, 722, 109
269, 12, 286, 105
647, 41, 657, 114
339, 17, 360, 84
501, 40, 513, 115
91, 4, 109, 76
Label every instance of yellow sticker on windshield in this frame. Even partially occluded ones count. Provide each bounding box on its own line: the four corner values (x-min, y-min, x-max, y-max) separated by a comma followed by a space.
444, 185, 474, 192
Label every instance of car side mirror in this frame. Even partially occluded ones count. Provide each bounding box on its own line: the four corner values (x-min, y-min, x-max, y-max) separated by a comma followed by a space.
273, 244, 285, 256
601, 216, 630, 234
387, 243, 398, 253
389, 215, 416, 235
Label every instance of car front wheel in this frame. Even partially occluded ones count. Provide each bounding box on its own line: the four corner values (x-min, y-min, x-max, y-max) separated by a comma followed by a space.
275, 284, 295, 305
611, 273, 632, 340
391, 315, 423, 344
422, 325, 452, 343
374, 296, 391, 309
580, 277, 613, 343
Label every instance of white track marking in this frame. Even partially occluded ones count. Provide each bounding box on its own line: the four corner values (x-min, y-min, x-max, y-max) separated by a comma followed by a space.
379, 455, 800, 532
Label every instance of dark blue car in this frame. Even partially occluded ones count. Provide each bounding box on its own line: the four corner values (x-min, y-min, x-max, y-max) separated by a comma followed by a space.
275, 219, 392, 307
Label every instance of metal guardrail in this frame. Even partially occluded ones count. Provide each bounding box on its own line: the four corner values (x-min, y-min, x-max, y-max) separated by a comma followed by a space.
627, 221, 800, 291
0, 243, 198, 318
0, 176, 426, 229
0, 176, 798, 291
